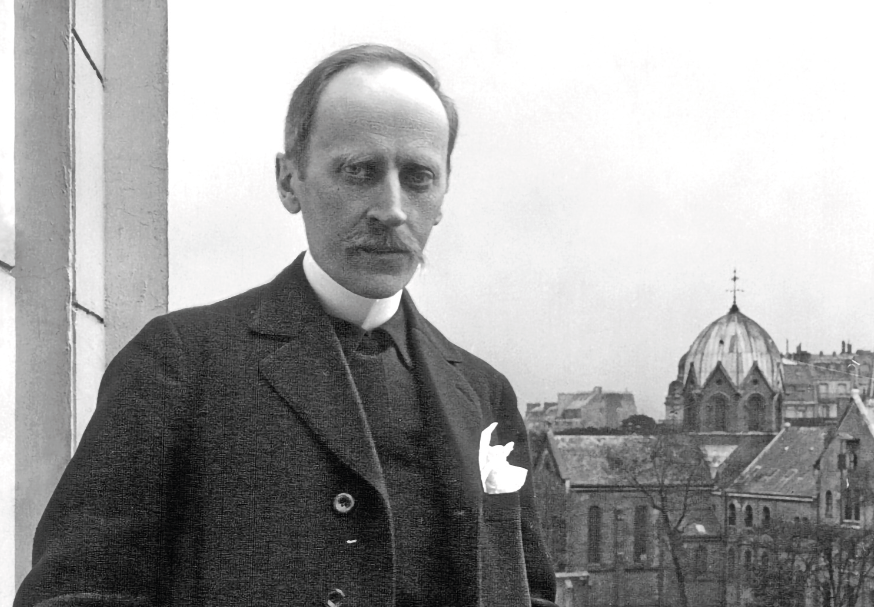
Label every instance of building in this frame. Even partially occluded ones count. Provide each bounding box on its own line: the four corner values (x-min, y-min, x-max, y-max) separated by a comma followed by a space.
533, 433, 724, 607
526, 388, 637, 432
1, 2, 168, 597
715, 390, 874, 607
720, 425, 828, 606
783, 344, 874, 422
664, 303, 784, 433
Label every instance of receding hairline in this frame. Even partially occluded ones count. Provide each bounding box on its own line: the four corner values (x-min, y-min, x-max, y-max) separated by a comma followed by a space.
311, 62, 452, 133
282, 44, 459, 176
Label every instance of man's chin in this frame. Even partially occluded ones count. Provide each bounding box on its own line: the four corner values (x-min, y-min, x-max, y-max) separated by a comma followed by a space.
343, 265, 417, 299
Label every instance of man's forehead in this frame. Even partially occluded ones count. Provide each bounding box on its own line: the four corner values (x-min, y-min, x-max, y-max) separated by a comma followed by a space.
312, 64, 449, 138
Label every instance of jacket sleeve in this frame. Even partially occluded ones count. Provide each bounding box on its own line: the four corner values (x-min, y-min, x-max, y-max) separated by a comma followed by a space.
14, 316, 191, 607
496, 377, 557, 606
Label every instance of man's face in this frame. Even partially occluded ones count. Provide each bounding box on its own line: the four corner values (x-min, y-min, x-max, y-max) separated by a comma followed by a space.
277, 63, 450, 299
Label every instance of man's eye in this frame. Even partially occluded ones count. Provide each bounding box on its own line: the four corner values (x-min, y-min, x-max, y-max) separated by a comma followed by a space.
405, 170, 434, 188
342, 164, 372, 180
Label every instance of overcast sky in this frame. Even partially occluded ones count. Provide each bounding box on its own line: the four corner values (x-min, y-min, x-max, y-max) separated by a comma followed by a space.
168, 2, 874, 419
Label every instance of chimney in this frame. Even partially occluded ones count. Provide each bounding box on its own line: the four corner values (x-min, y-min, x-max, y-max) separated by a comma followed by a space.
842, 341, 846, 354
593, 386, 602, 395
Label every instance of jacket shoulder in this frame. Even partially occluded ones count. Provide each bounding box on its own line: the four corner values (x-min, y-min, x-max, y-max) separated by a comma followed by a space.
162, 279, 271, 331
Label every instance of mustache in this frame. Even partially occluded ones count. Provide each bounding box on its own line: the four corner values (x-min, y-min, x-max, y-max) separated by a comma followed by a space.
343, 221, 426, 265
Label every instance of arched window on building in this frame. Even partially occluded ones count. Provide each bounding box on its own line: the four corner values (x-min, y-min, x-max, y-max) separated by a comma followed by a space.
728, 503, 736, 526
762, 506, 771, 528
588, 506, 602, 564
744, 505, 754, 528
825, 491, 833, 517
708, 394, 728, 431
633, 505, 648, 563
747, 394, 766, 431
684, 395, 698, 431
744, 549, 753, 572
727, 548, 736, 577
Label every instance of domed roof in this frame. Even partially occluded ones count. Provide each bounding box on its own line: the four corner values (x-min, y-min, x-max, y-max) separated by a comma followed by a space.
682, 304, 783, 392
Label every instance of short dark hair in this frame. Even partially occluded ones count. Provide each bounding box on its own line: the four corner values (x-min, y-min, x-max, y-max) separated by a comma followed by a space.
283, 44, 459, 178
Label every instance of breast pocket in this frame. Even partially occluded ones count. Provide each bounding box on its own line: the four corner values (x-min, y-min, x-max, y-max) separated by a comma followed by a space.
482, 491, 521, 522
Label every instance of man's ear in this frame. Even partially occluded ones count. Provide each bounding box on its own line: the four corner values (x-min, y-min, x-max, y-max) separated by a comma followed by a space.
275, 153, 301, 214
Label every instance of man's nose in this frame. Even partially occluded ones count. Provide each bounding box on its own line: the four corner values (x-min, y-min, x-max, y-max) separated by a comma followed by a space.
367, 171, 407, 227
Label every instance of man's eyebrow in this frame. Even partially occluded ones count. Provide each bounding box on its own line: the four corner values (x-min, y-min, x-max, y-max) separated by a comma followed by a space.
400, 148, 444, 166
330, 151, 377, 167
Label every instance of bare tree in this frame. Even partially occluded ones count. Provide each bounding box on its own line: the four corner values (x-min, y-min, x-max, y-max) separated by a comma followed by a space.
813, 524, 874, 607
604, 431, 713, 607
748, 518, 874, 607
747, 520, 819, 607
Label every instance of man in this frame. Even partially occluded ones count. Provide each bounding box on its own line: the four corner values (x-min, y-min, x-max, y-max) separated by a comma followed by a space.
16, 45, 556, 607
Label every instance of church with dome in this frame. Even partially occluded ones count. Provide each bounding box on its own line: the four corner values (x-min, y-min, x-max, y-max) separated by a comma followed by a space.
530, 277, 874, 607
664, 301, 784, 432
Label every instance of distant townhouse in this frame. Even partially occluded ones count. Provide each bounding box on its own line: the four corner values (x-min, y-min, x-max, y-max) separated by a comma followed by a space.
525, 388, 636, 432
783, 344, 874, 422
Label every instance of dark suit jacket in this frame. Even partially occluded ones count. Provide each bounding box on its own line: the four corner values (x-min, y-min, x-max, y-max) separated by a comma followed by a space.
15, 255, 556, 607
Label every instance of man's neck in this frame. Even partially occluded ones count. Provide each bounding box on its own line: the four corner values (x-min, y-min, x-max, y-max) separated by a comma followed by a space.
303, 251, 402, 331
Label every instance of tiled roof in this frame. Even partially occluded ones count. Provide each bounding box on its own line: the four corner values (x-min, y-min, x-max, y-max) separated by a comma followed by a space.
548, 434, 711, 487
712, 433, 775, 488
726, 426, 829, 498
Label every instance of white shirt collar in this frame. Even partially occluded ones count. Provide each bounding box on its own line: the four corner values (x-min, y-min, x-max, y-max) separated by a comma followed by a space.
302, 251, 402, 331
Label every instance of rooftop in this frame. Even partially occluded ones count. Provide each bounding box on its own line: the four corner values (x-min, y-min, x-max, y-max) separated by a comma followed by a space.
547, 433, 712, 487
726, 426, 829, 498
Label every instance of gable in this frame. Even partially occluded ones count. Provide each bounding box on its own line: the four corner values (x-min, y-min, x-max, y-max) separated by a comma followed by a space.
741, 361, 776, 395
701, 361, 738, 394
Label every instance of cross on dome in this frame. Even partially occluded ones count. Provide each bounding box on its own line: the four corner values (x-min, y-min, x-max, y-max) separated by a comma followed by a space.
727, 268, 744, 313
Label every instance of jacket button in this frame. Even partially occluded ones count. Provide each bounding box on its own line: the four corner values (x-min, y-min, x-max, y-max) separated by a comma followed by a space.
326, 587, 345, 606
333, 492, 355, 514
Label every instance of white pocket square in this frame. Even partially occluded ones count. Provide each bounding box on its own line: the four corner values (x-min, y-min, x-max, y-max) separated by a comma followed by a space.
479, 422, 528, 494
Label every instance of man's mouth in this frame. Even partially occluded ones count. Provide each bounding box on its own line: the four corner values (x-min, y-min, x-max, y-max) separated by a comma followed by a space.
354, 246, 411, 255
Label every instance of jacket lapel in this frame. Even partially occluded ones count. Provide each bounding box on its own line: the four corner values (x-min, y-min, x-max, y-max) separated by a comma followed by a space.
252, 255, 387, 500
405, 295, 486, 606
